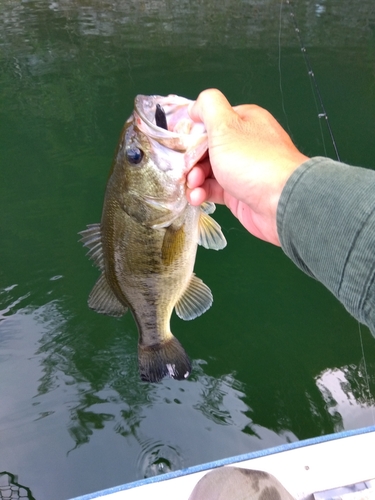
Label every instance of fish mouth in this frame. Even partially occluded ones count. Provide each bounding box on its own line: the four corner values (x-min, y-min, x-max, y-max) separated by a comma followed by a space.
132, 95, 209, 176
134, 94, 207, 154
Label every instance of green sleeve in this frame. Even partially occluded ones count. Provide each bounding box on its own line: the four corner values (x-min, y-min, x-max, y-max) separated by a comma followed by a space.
277, 156, 375, 336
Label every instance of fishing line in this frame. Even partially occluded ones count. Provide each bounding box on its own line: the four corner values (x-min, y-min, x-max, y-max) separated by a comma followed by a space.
278, 1, 290, 134
358, 322, 375, 416
282, 0, 341, 162
280, 0, 374, 418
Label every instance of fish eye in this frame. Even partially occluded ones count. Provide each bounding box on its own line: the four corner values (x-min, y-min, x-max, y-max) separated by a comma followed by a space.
126, 147, 144, 165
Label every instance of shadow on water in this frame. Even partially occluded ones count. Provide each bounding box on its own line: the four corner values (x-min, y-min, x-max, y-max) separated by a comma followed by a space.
0, 0, 375, 498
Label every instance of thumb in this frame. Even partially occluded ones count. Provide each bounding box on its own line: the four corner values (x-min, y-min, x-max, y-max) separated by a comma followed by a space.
189, 89, 236, 132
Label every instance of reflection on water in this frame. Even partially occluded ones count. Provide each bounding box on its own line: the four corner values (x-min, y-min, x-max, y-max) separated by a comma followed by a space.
0, 289, 301, 494
316, 366, 375, 432
194, 373, 246, 426
1, 0, 375, 498
1, 280, 375, 497
1, 0, 374, 50
0, 471, 36, 500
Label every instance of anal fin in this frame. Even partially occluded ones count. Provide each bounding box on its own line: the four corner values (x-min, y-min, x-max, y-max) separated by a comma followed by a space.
88, 273, 128, 317
175, 274, 213, 321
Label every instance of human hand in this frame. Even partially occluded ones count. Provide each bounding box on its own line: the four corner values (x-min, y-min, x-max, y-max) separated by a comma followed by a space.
186, 89, 309, 246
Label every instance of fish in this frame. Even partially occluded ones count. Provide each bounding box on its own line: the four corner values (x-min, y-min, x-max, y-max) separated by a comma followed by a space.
79, 94, 227, 383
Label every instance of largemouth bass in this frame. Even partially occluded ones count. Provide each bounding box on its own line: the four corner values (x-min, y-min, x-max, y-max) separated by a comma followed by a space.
80, 94, 226, 383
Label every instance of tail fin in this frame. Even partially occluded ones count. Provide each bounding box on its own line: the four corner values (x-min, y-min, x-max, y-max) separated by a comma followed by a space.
138, 336, 191, 383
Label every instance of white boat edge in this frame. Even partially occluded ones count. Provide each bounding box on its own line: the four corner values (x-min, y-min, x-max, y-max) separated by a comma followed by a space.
69, 425, 375, 500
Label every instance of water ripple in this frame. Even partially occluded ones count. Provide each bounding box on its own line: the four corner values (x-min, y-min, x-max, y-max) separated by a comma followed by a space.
136, 439, 183, 478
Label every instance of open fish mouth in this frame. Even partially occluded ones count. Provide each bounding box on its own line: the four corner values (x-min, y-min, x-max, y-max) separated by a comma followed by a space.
133, 94, 208, 160
134, 94, 209, 168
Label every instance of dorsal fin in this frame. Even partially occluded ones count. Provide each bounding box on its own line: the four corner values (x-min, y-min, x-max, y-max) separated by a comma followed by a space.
79, 223, 104, 270
175, 274, 213, 321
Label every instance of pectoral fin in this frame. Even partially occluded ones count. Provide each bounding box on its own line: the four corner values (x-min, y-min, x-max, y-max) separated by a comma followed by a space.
175, 274, 213, 321
88, 273, 128, 317
79, 223, 104, 270
161, 224, 185, 266
198, 210, 227, 250
200, 201, 216, 214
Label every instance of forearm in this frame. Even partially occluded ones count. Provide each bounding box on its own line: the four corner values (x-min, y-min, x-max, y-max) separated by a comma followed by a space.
277, 156, 375, 336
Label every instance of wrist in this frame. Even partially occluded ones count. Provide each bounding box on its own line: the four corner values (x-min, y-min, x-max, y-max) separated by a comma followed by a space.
266, 153, 310, 246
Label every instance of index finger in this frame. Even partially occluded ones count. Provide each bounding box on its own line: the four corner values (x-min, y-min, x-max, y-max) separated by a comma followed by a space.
189, 89, 235, 130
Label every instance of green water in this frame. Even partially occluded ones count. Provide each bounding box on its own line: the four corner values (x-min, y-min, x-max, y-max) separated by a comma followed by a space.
1, 1, 375, 498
